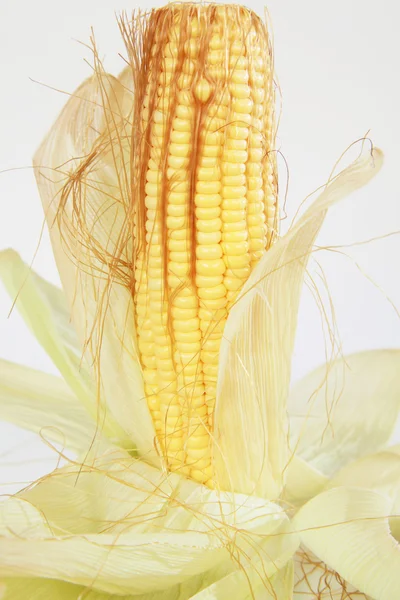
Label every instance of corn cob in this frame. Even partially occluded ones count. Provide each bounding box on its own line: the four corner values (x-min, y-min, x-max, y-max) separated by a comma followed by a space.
128, 3, 278, 485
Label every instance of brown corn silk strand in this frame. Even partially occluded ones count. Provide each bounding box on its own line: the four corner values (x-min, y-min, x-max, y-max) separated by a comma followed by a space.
121, 3, 278, 486
295, 549, 369, 599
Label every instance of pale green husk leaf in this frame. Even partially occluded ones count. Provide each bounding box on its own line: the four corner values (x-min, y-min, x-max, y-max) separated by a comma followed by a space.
289, 349, 400, 475
0, 359, 98, 452
0, 449, 291, 596
293, 548, 371, 599
294, 486, 400, 599
190, 523, 297, 599
0, 249, 92, 411
0, 579, 81, 600
283, 455, 328, 506
0, 249, 128, 446
214, 148, 383, 499
328, 447, 400, 541
33, 75, 156, 459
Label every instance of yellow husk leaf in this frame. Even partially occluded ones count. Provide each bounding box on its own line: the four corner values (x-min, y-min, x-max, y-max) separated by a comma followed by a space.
294, 487, 400, 599
0, 248, 130, 447
0, 358, 97, 453
33, 75, 157, 461
214, 148, 383, 498
0, 448, 292, 596
289, 349, 400, 475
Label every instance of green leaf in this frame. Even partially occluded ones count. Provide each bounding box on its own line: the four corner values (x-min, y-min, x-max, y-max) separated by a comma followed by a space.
289, 349, 400, 475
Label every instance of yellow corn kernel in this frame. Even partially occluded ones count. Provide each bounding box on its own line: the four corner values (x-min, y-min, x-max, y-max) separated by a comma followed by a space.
132, 3, 277, 486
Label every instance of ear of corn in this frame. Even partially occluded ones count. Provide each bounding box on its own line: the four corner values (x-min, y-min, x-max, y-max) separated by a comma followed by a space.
127, 3, 278, 485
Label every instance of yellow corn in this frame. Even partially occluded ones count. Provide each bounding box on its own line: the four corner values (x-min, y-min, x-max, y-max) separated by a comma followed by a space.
129, 3, 277, 485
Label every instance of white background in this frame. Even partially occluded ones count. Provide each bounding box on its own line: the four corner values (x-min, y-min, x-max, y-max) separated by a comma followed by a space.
0, 0, 399, 489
